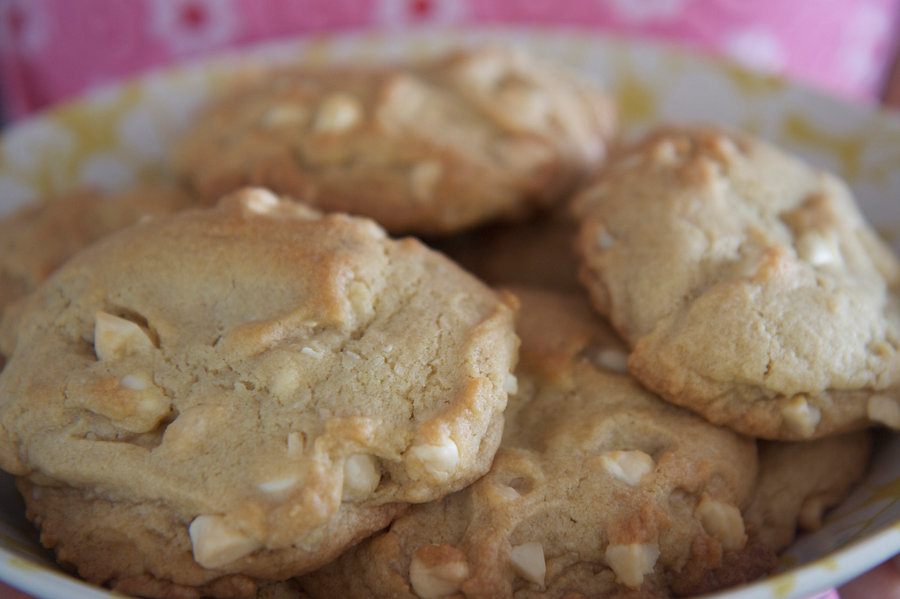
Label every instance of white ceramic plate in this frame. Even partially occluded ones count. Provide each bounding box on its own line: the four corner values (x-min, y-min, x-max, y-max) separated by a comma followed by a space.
2, 27, 900, 599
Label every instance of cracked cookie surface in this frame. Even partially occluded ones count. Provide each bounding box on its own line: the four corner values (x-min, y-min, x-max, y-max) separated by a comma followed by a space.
0, 184, 197, 357
174, 47, 615, 235
0, 188, 518, 598
575, 126, 900, 440
301, 288, 771, 599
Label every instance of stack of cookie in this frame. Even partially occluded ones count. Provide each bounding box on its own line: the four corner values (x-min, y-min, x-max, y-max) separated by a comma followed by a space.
0, 45, 892, 599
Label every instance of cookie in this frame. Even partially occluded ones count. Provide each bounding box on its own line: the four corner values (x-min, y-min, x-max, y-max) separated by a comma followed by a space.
574, 126, 900, 440
746, 432, 872, 552
0, 188, 518, 598
0, 184, 197, 357
428, 206, 581, 291
174, 46, 615, 235
301, 288, 772, 599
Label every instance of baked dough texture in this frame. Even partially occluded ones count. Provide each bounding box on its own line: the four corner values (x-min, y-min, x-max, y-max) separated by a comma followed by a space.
0, 184, 196, 353
575, 126, 900, 440
428, 206, 581, 292
301, 288, 772, 599
0, 188, 518, 598
746, 432, 872, 552
174, 47, 615, 235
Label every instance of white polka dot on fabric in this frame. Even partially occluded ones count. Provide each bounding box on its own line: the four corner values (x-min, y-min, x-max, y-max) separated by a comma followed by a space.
724, 27, 786, 74
147, 0, 239, 57
605, 0, 692, 23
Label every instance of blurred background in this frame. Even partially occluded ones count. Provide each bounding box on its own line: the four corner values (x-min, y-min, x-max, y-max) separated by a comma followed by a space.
2, 0, 900, 125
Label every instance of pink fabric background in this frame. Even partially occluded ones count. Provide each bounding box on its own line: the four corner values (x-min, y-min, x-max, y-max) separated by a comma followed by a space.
1, 0, 900, 120
0, 1, 894, 598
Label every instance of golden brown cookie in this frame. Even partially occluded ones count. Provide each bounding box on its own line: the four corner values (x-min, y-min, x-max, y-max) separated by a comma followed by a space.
174, 47, 615, 235
574, 126, 900, 440
301, 288, 771, 599
0, 184, 197, 356
746, 432, 872, 552
0, 188, 518, 598
427, 206, 581, 291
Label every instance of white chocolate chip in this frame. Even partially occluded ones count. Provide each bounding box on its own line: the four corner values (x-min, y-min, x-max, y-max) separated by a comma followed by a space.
189, 515, 261, 569
409, 161, 443, 203
375, 74, 433, 128
594, 348, 628, 373
651, 139, 679, 164
342, 454, 381, 502
161, 406, 221, 451
346, 281, 372, 318
796, 231, 842, 266
242, 188, 281, 214
94, 311, 155, 361
259, 104, 308, 128
408, 437, 460, 480
133, 394, 171, 429
120, 374, 148, 391
710, 175, 730, 198
867, 394, 900, 428
595, 229, 616, 251
503, 373, 519, 394
696, 498, 747, 550
781, 396, 821, 438
510, 542, 546, 586
286, 431, 306, 457
300, 346, 323, 359
258, 476, 298, 494
454, 53, 505, 89
605, 542, 660, 589
712, 135, 739, 158
312, 93, 362, 133
496, 83, 550, 130
270, 364, 303, 398
85, 372, 170, 433
409, 545, 470, 599
493, 483, 521, 501
600, 450, 654, 486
